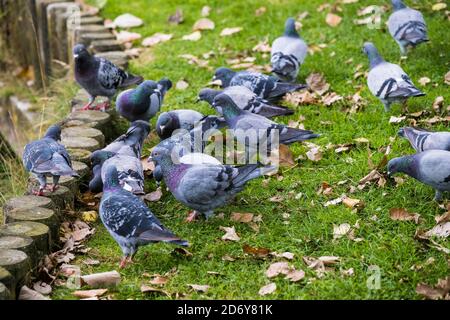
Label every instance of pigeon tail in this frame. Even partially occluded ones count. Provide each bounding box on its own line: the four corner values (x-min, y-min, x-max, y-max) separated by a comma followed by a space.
258, 105, 294, 118
280, 128, 320, 144
120, 73, 144, 88
267, 82, 306, 100
232, 164, 262, 188
139, 226, 188, 246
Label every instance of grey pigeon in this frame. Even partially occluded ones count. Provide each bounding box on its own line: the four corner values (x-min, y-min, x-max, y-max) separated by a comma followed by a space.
156, 109, 204, 140
198, 86, 294, 118
90, 150, 145, 195
271, 17, 308, 82
213, 67, 306, 102
73, 43, 143, 111
363, 42, 424, 112
388, 0, 428, 55
387, 150, 450, 201
212, 93, 319, 157
103, 120, 150, 158
100, 164, 188, 268
398, 127, 450, 152
116, 79, 172, 122
23, 125, 78, 195
149, 145, 272, 220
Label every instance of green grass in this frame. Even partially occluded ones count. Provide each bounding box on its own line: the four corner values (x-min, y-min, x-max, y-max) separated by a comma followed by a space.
50, 0, 449, 299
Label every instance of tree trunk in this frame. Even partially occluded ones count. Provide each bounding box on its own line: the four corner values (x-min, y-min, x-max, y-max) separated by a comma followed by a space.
0, 249, 31, 290
0, 235, 37, 266
0, 222, 50, 257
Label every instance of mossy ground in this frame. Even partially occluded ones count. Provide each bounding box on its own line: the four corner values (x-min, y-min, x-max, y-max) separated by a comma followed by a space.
8, 0, 450, 299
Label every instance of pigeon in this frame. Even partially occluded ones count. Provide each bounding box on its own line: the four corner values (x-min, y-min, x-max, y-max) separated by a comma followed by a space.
271, 17, 308, 82
89, 150, 145, 195
213, 67, 306, 102
212, 93, 319, 158
73, 43, 143, 111
149, 145, 273, 221
387, 150, 450, 201
363, 42, 424, 112
156, 109, 204, 140
103, 120, 150, 158
22, 125, 78, 196
388, 0, 428, 55
100, 164, 188, 268
116, 79, 172, 122
398, 127, 450, 152
198, 86, 294, 118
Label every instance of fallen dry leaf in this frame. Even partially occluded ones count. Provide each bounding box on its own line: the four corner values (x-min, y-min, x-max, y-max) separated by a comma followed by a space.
220, 27, 242, 36
416, 276, 450, 300
258, 282, 276, 296
253, 39, 271, 53
220, 226, 240, 241
342, 196, 364, 210
389, 208, 421, 224
32, 281, 52, 295
19, 286, 50, 300
182, 31, 201, 41
142, 33, 172, 47
188, 284, 210, 293
255, 7, 267, 16
175, 79, 189, 90
445, 71, 450, 85
201, 6, 211, 17
73, 289, 107, 299
432, 3, 447, 11
172, 247, 193, 257
306, 73, 330, 95
168, 8, 184, 25
144, 188, 162, 202
425, 222, 450, 238
141, 156, 155, 173
322, 92, 343, 106
432, 96, 444, 112
149, 276, 169, 286
435, 211, 450, 224
231, 212, 254, 223
193, 18, 215, 31
341, 268, 354, 277
243, 244, 270, 258
266, 262, 290, 278
81, 210, 98, 223
285, 269, 305, 282
326, 13, 342, 27
116, 31, 142, 43
418, 77, 431, 86
140, 285, 170, 296
333, 223, 351, 239
306, 145, 323, 162
389, 115, 406, 124
271, 252, 295, 260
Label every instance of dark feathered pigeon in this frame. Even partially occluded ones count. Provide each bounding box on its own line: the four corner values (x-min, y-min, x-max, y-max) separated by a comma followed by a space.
213, 67, 306, 102
198, 86, 293, 118
73, 43, 143, 111
149, 145, 272, 221
100, 164, 188, 268
212, 93, 319, 158
271, 18, 308, 82
116, 79, 172, 122
388, 0, 428, 55
363, 42, 424, 112
387, 150, 450, 201
156, 109, 204, 140
23, 125, 78, 195
103, 120, 150, 158
398, 127, 450, 152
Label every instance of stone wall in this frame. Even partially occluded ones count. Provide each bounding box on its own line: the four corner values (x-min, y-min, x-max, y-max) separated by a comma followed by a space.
0, 1, 131, 300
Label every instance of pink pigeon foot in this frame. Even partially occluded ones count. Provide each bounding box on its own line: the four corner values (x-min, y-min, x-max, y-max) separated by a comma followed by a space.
33, 189, 45, 196
185, 210, 200, 223
119, 257, 128, 269
93, 101, 110, 111
81, 103, 93, 111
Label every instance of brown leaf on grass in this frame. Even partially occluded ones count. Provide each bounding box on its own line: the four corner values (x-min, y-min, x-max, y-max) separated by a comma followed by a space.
418, 77, 431, 86
271, 252, 294, 260
149, 276, 169, 286
143, 188, 162, 202
415, 229, 450, 254
322, 92, 343, 106
81, 210, 98, 223
32, 281, 52, 295
435, 211, 450, 224
222, 255, 236, 262
326, 13, 342, 27
172, 247, 193, 257
179, 54, 211, 69
252, 38, 271, 52
220, 226, 240, 241
317, 181, 333, 196
306, 144, 323, 162
432, 3, 447, 11
168, 8, 184, 25
83, 258, 100, 266
342, 196, 364, 209
333, 223, 351, 239
416, 276, 450, 300
193, 18, 215, 31
306, 73, 330, 95
265, 262, 290, 278
116, 31, 142, 43
255, 7, 267, 16
389, 115, 406, 124
258, 282, 276, 295
445, 71, 450, 85
278, 144, 295, 167
285, 269, 305, 282
142, 33, 173, 47
389, 208, 421, 224
243, 244, 271, 258
141, 156, 155, 173
424, 222, 450, 238
432, 96, 444, 113
182, 31, 202, 41
284, 91, 318, 105
341, 268, 354, 277
73, 289, 108, 299
175, 79, 190, 90
188, 284, 210, 293
269, 195, 284, 202
220, 27, 242, 36
231, 212, 254, 223
140, 285, 170, 296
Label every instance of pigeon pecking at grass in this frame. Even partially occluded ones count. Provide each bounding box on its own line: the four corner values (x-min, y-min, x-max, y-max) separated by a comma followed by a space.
116, 79, 172, 122
388, 0, 428, 56
213, 67, 306, 102
198, 86, 294, 118
100, 164, 188, 268
103, 120, 150, 158
156, 109, 204, 140
73, 43, 143, 111
398, 127, 450, 152
23, 125, 79, 196
271, 17, 308, 82
387, 150, 450, 201
149, 145, 273, 221
363, 42, 424, 112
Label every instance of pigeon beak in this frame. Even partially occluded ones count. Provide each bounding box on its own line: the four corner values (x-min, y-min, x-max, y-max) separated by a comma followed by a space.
195, 97, 201, 103
147, 156, 153, 162
159, 125, 165, 132
73, 54, 79, 59
387, 171, 392, 177
212, 75, 217, 80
